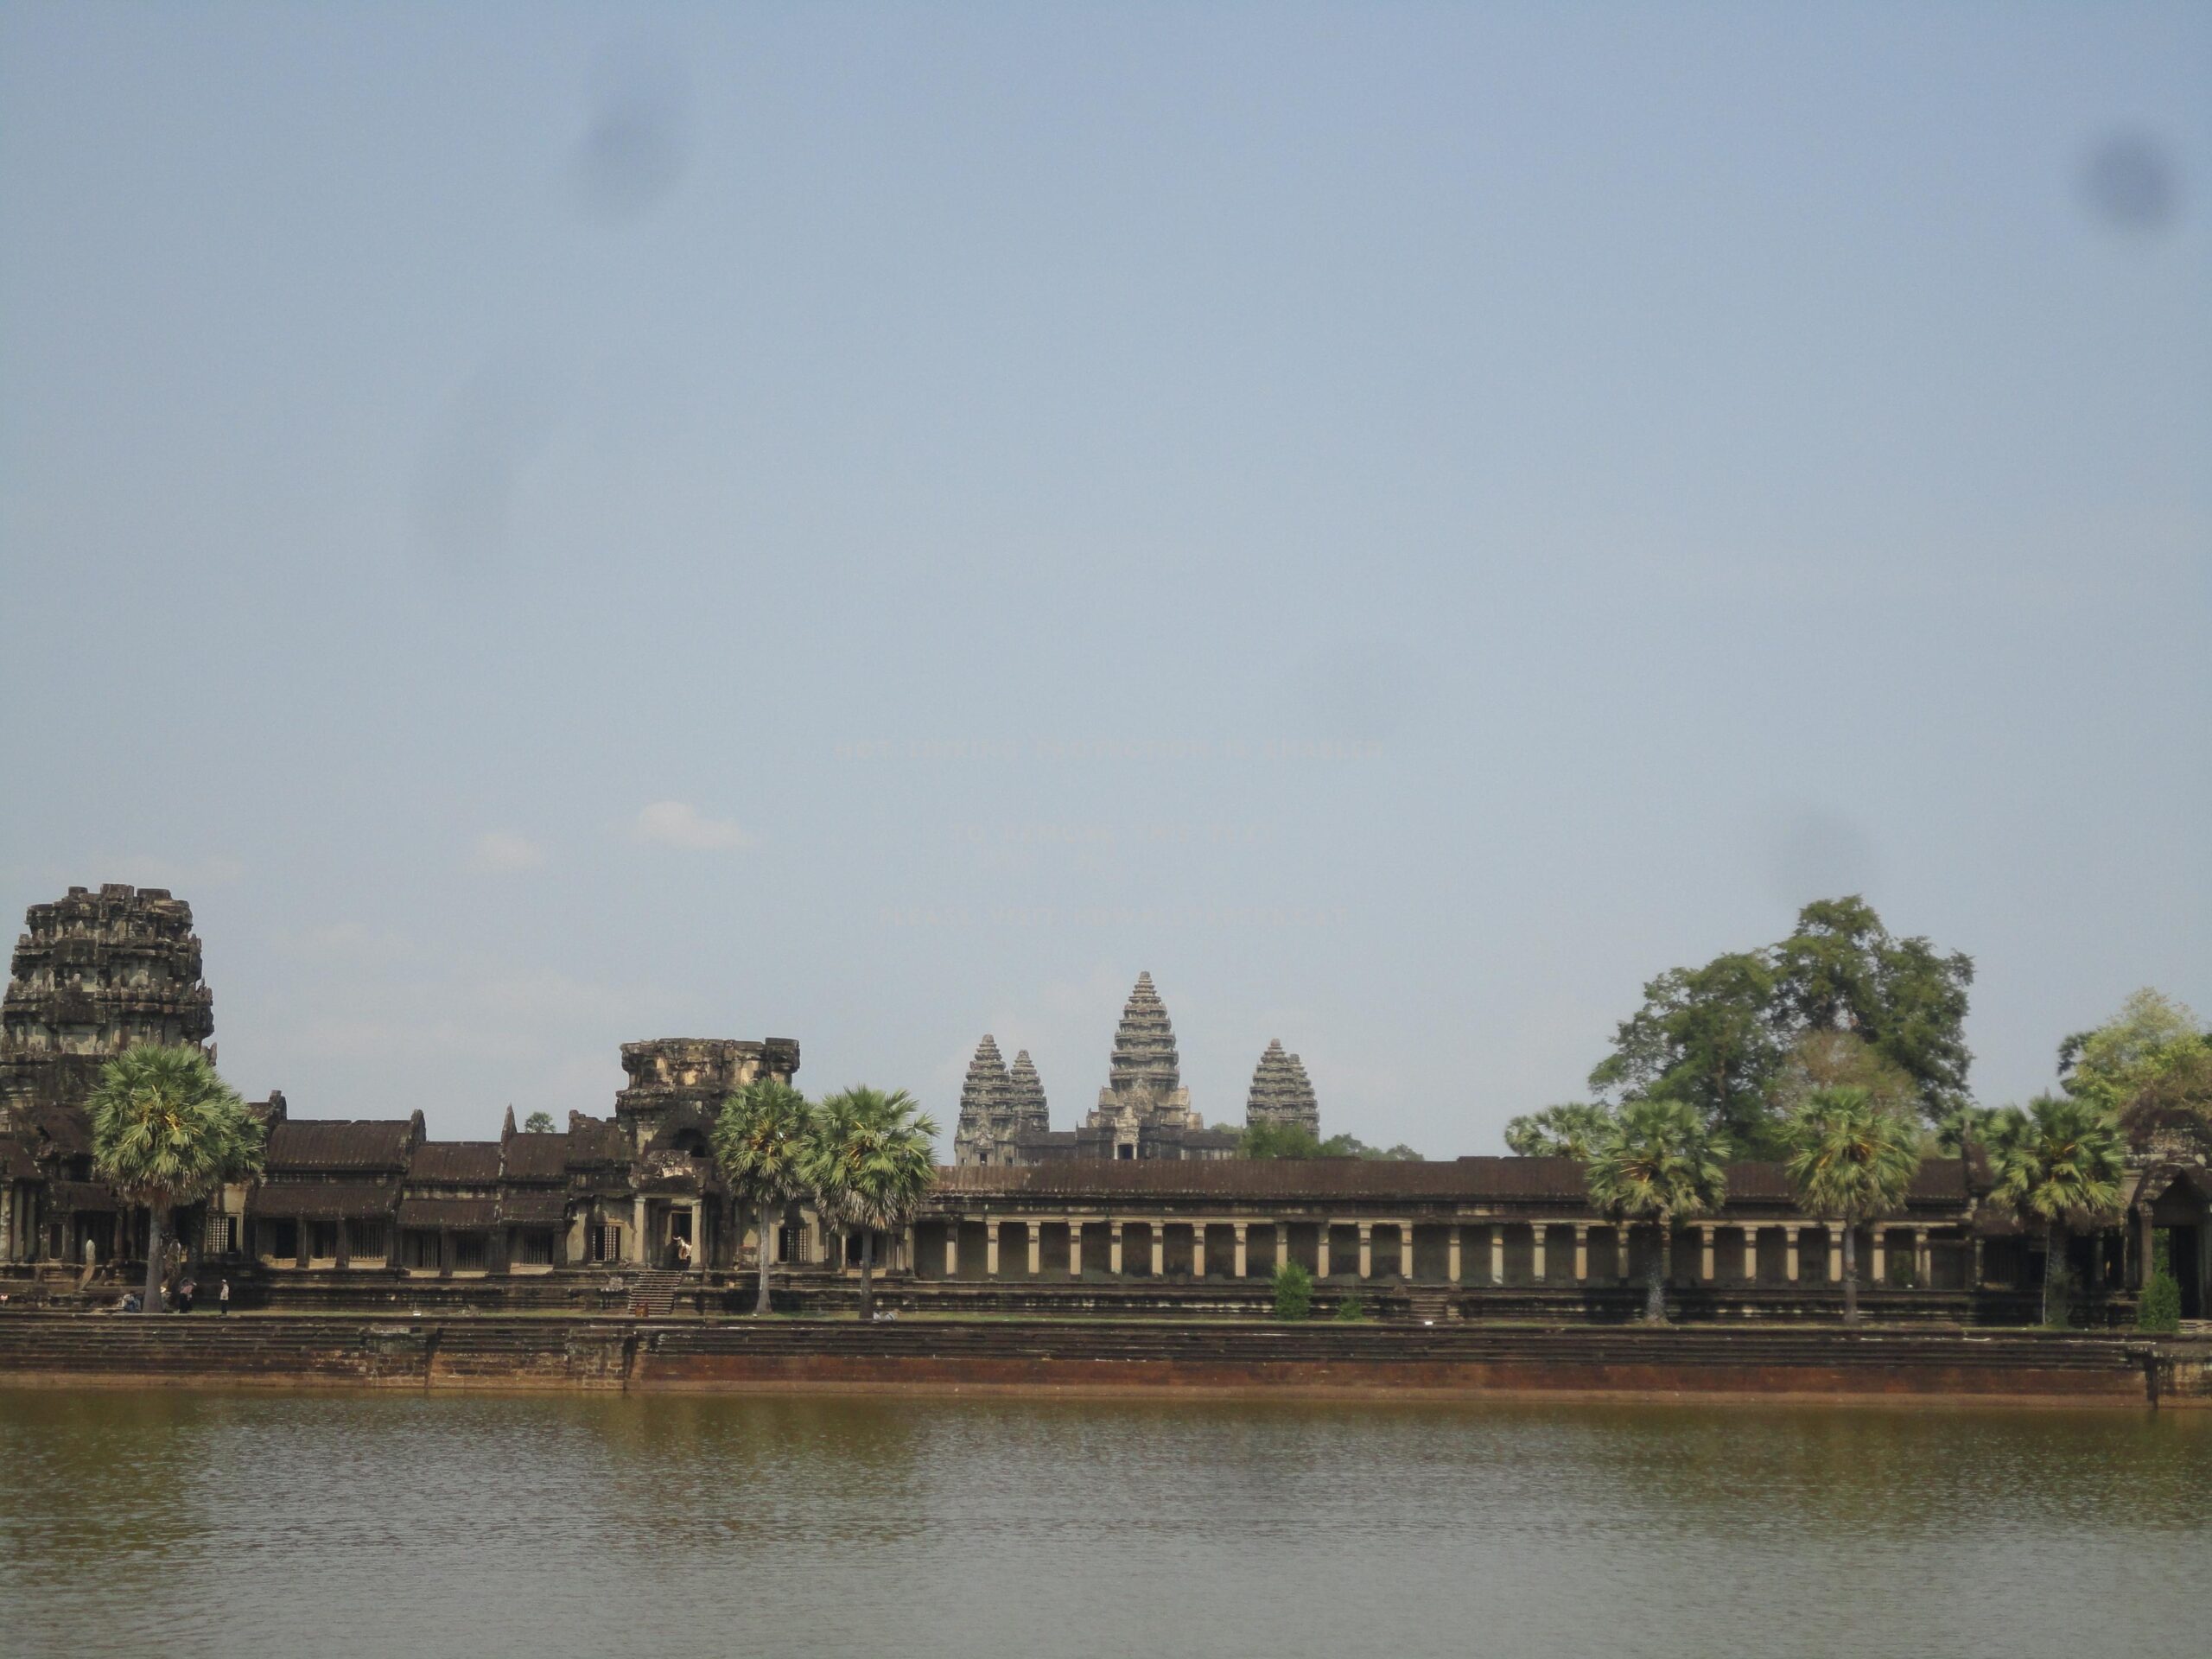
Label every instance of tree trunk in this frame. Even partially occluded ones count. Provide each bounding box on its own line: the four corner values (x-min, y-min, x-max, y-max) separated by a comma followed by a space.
1842, 1219, 1859, 1325
1645, 1221, 1667, 1323
755, 1198, 773, 1318
141, 1202, 168, 1315
2044, 1219, 2063, 1326
858, 1230, 874, 1322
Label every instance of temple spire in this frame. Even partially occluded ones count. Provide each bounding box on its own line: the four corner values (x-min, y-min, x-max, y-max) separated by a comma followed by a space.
1245, 1038, 1319, 1137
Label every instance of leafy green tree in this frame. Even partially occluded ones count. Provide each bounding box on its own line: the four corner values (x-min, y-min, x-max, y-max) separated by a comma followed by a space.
1503, 1103, 1615, 1159
1781, 1086, 1922, 1324
2058, 988, 2212, 1151
1271, 1259, 1313, 1320
1770, 897, 1975, 1122
1318, 1133, 1423, 1160
1333, 1287, 1366, 1323
1586, 1096, 1729, 1323
87, 1045, 265, 1316
1240, 1121, 1324, 1160
713, 1077, 816, 1316
1986, 1095, 2126, 1326
522, 1110, 556, 1135
805, 1087, 939, 1320
1590, 953, 1783, 1150
1931, 1103, 1999, 1162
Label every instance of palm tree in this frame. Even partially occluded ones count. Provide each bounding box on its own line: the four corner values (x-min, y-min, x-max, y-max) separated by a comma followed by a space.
712, 1077, 815, 1317
1783, 1085, 1922, 1324
1986, 1094, 2126, 1326
1586, 1096, 1728, 1323
805, 1087, 939, 1320
86, 1045, 265, 1316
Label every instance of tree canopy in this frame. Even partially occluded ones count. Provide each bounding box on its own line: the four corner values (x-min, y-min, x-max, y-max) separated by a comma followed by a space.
1585, 1096, 1729, 1322
1502, 1103, 1615, 1159
522, 1109, 556, 1135
1781, 1084, 1921, 1322
1581, 896, 1973, 1152
2057, 988, 2211, 1151
713, 1077, 815, 1315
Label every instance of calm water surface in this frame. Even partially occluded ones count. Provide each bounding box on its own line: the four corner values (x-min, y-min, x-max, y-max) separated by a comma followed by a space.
0, 1388, 2203, 1658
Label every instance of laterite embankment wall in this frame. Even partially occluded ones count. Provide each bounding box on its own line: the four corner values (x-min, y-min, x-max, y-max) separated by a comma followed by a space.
2, 1315, 2206, 1405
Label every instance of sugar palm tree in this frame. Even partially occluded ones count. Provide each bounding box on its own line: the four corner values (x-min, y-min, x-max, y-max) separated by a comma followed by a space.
712, 1077, 815, 1317
1586, 1096, 1728, 1323
87, 1044, 265, 1316
1783, 1085, 1922, 1324
805, 1087, 939, 1320
1986, 1094, 2126, 1326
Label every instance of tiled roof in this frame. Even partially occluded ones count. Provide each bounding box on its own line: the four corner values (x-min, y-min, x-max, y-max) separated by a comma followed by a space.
500, 1133, 571, 1181
0, 1135, 38, 1181
29, 1105, 91, 1157
407, 1141, 501, 1183
497, 1192, 569, 1226
265, 1120, 416, 1173
48, 1179, 120, 1211
933, 1154, 1979, 1210
247, 1180, 400, 1220
397, 1197, 499, 1230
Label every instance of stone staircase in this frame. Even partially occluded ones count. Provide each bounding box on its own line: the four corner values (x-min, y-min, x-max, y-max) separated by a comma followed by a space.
627, 1269, 688, 1319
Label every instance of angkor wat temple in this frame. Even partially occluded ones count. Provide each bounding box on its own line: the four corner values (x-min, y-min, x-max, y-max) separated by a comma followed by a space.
2, 883, 2206, 1324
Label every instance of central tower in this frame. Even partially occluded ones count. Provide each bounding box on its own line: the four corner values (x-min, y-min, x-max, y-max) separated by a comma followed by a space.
1084, 971, 1205, 1158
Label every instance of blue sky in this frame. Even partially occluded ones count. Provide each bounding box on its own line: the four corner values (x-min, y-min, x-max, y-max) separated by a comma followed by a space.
3, 4, 2204, 1151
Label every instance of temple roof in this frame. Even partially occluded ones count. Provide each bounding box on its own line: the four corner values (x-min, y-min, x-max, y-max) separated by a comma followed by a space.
1245, 1039, 1319, 1130
408, 1141, 502, 1184
500, 1132, 573, 1182
1107, 971, 1179, 1096
247, 1180, 400, 1220
1006, 1049, 1048, 1131
265, 1119, 416, 1173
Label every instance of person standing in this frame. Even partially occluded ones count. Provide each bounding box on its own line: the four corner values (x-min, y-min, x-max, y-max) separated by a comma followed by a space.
218, 1277, 231, 1316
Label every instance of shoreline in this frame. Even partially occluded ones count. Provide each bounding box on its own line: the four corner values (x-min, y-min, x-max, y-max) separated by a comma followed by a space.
3, 1313, 2203, 1408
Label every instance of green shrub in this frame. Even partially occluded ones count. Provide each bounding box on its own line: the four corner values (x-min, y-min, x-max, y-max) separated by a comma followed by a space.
2138, 1272, 2183, 1336
1271, 1260, 1313, 1321
1333, 1288, 1366, 1324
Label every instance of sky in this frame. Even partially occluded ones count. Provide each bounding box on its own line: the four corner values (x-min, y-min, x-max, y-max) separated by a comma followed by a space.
2, 3, 2205, 1154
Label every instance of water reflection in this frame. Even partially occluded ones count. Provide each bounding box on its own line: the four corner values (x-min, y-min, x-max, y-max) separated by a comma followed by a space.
1, 1390, 2203, 1658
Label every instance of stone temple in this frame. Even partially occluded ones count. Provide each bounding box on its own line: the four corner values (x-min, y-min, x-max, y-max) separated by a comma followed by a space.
1245, 1039, 1319, 1138
952, 972, 1249, 1165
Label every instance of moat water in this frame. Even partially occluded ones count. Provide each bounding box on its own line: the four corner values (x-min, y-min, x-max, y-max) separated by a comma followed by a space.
0, 1389, 2204, 1658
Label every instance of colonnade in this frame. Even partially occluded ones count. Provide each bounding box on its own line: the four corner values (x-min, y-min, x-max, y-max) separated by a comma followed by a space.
914, 1214, 1965, 1287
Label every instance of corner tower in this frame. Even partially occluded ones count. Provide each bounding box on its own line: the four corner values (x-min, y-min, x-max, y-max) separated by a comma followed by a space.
1244, 1039, 1320, 1138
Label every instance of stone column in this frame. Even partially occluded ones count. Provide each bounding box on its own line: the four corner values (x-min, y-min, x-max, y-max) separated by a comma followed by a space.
1490, 1225, 1505, 1286
2136, 1205, 2154, 1292
1191, 1223, 1207, 1281
1828, 1226, 1844, 1284
1870, 1227, 1886, 1287
1357, 1223, 1373, 1279
1447, 1226, 1462, 1285
1740, 1226, 1759, 1284
1971, 1233, 1985, 1291
1914, 1228, 1930, 1289
632, 1196, 648, 1266
1233, 1223, 1248, 1279
1150, 1224, 1165, 1278
902, 1224, 917, 1274
1109, 1221, 1124, 1275
1400, 1223, 1416, 1281
1784, 1225, 1801, 1283
1068, 1221, 1087, 1280
690, 1201, 704, 1274
986, 1220, 1001, 1277
1027, 1224, 1042, 1277
1317, 1224, 1332, 1278
944, 1219, 960, 1277
1698, 1225, 1715, 1283
1531, 1224, 1548, 1284
1573, 1224, 1590, 1283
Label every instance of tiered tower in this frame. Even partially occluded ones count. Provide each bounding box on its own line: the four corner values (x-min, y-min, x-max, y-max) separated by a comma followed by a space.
952, 1034, 1014, 1166
1006, 1050, 1049, 1140
613, 1036, 800, 1154
1244, 1038, 1320, 1138
0, 884, 216, 1125
1084, 971, 1205, 1156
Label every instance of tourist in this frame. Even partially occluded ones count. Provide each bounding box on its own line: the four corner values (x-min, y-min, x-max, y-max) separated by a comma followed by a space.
179, 1277, 196, 1314
218, 1277, 231, 1316
676, 1234, 693, 1271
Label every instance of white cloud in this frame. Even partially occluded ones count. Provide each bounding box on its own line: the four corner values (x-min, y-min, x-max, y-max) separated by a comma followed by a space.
632, 800, 751, 852
470, 830, 548, 873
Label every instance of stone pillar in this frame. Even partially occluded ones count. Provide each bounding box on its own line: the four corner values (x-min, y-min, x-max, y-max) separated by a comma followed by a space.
1740, 1226, 1759, 1284
1828, 1226, 1844, 1284
1531, 1224, 1548, 1284
1150, 1224, 1165, 1278
1870, 1227, 1886, 1287
1109, 1221, 1124, 1275
1784, 1225, 1801, 1283
1971, 1233, 1986, 1291
632, 1197, 648, 1266
1233, 1223, 1248, 1279
2136, 1205, 2154, 1292
1400, 1223, 1416, 1281
1573, 1224, 1590, 1283
1357, 1223, 1373, 1280
986, 1220, 1001, 1277
1447, 1227, 1462, 1285
1698, 1224, 1715, 1283
1317, 1224, 1332, 1278
1191, 1224, 1207, 1281
1490, 1225, 1505, 1286
1027, 1224, 1042, 1277
944, 1219, 960, 1277
1914, 1228, 1930, 1289
903, 1224, 917, 1274
690, 1201, 704, 1274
